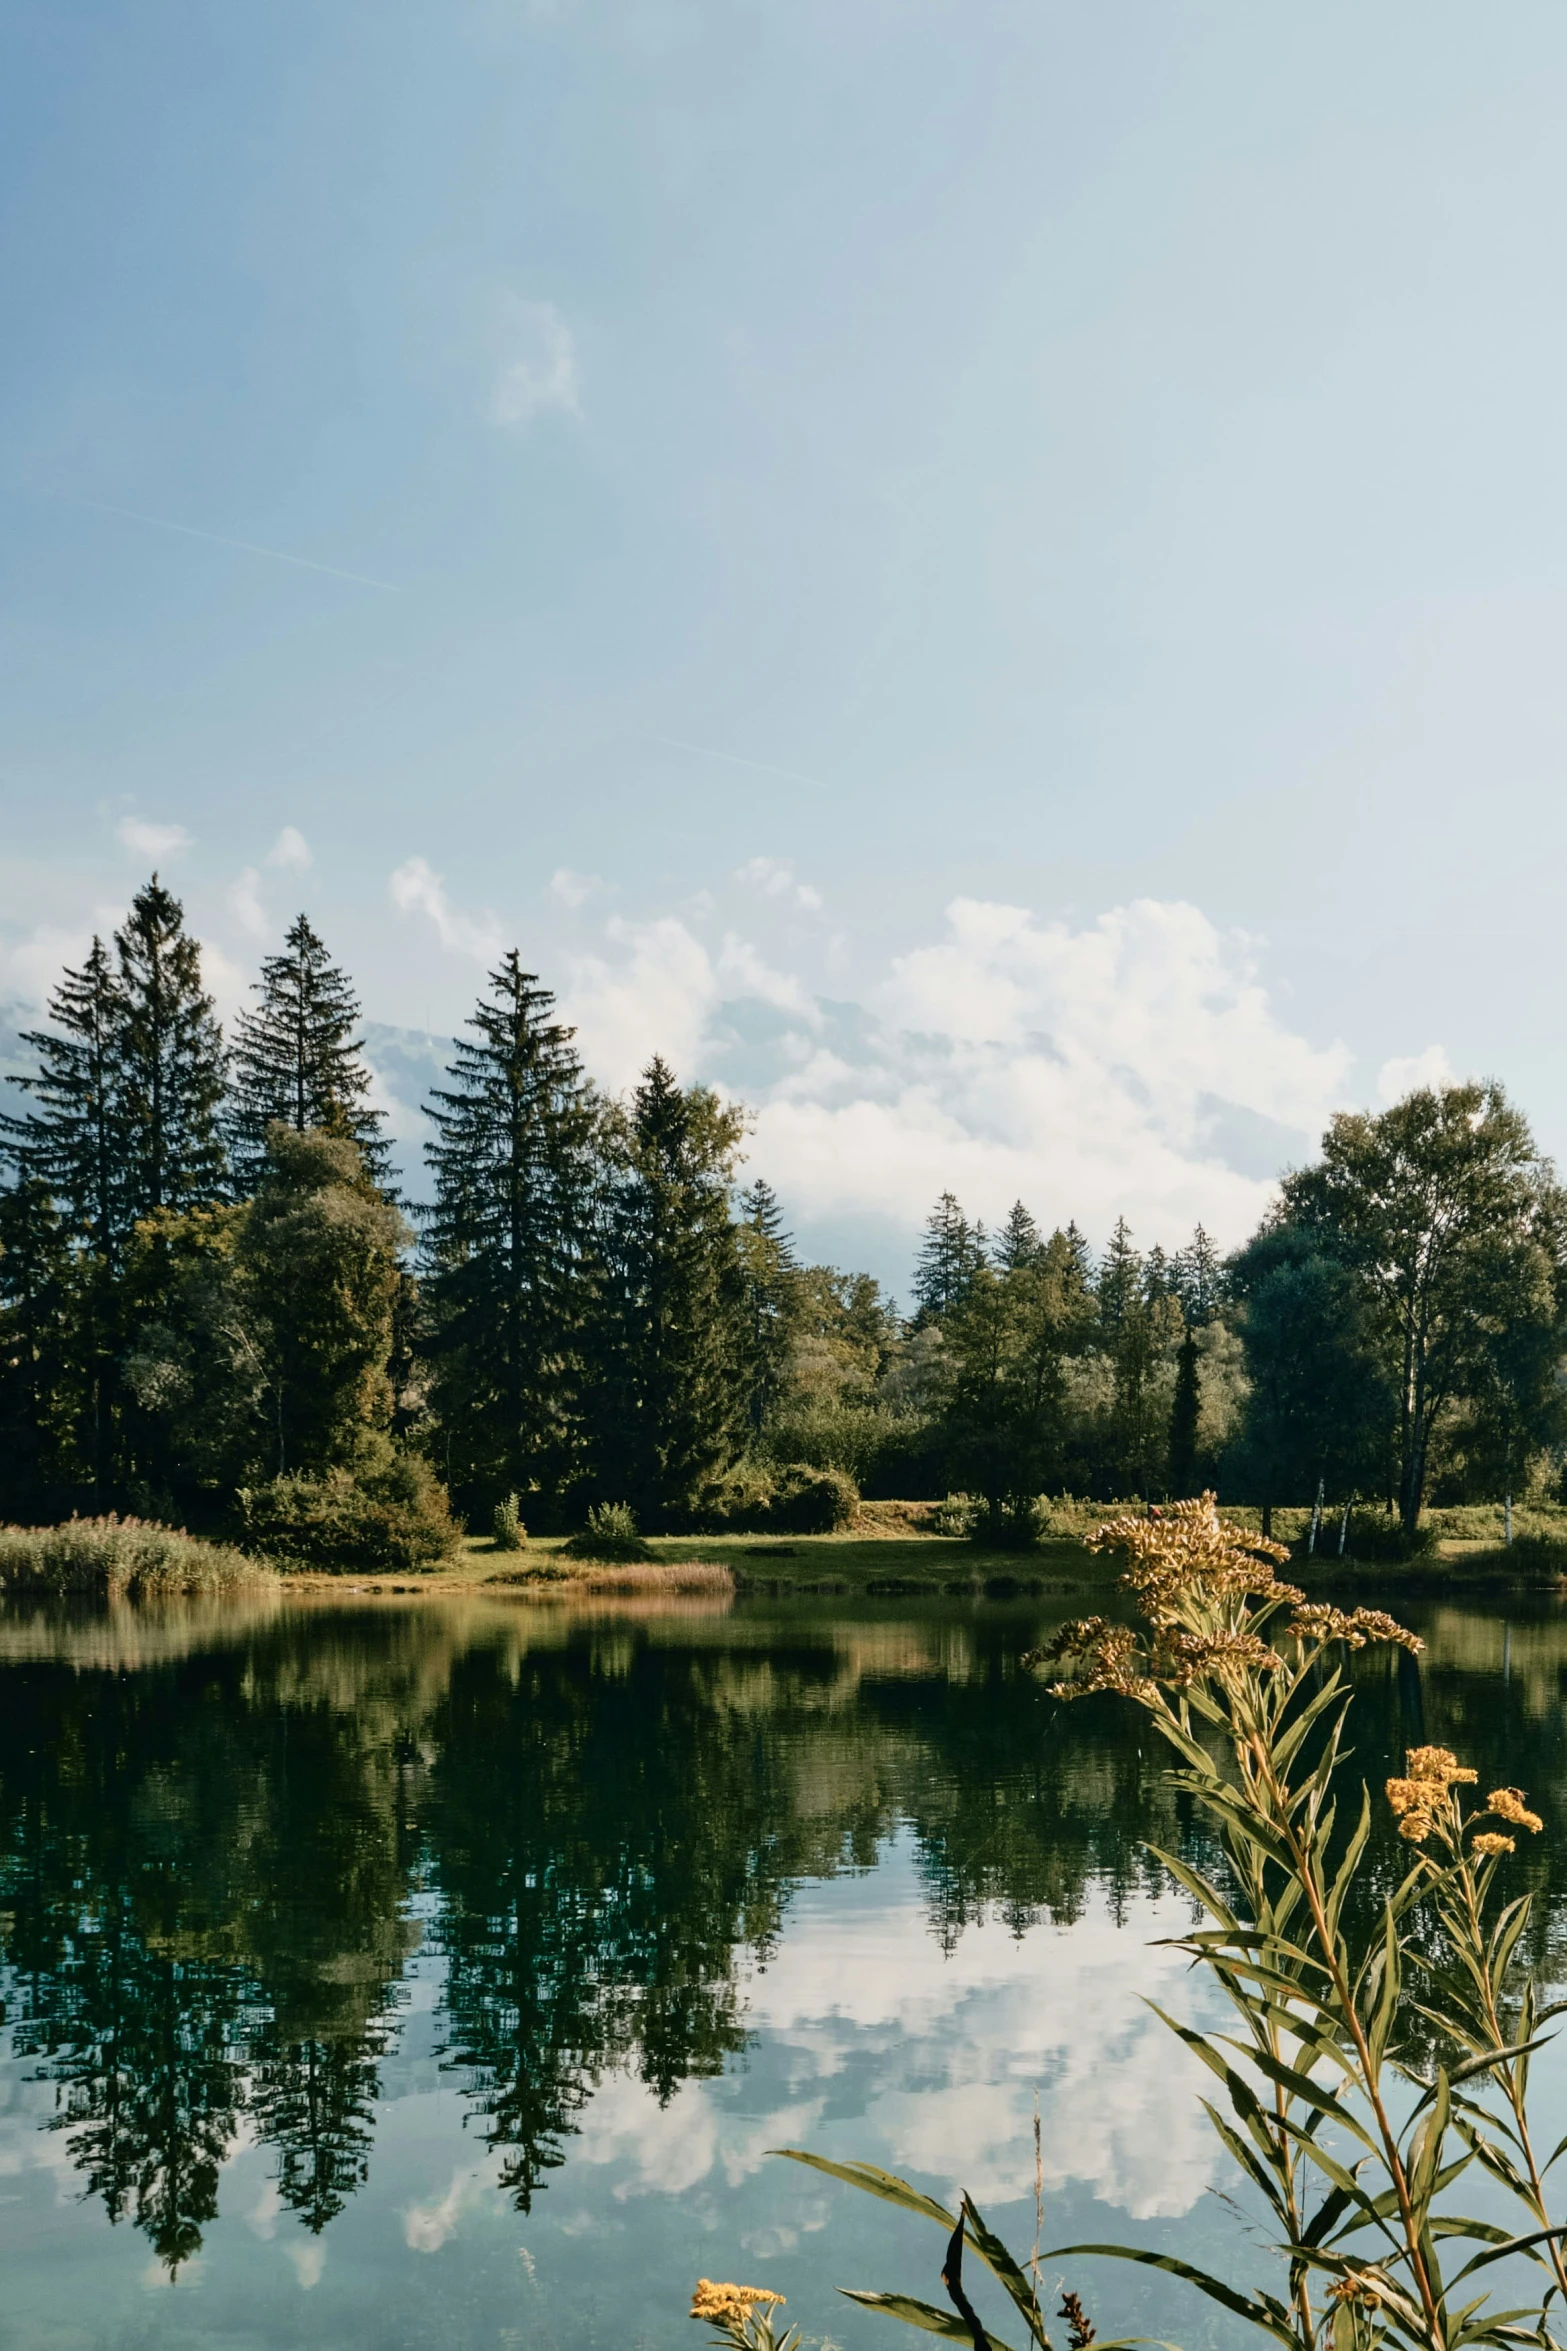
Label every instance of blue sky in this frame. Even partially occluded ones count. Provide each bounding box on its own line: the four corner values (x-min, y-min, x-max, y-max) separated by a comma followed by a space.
4, 1, 1566, 1282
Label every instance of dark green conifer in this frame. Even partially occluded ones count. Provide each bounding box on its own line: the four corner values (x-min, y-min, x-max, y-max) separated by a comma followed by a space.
997, 1200, 1043, 1272
3, 937, 126, 1258
112, 877, 228, 1219
592, 1058, 746, 1526
422, 954, 599, 1508
227, 914, 390, 1194
912, 1191, 984, 1323
736, 1178, 798, 1437
1168, 1327, 1201, 1496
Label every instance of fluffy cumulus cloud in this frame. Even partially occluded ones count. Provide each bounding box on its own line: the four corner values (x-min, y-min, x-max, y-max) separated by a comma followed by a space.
1377, 1044, 1456, 1103
266, 826, 312, 870
116, 815, 191, 858
559, 893, 1353, 1248
373, 861, 1455, 1252
491, 299, 581, 427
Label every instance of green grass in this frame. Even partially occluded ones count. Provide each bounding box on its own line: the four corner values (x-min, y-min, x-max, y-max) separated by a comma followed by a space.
452, 1526, 1108, 1596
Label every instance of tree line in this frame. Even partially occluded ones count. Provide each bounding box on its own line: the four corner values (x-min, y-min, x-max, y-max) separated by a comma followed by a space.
1, 872, 1563, 1550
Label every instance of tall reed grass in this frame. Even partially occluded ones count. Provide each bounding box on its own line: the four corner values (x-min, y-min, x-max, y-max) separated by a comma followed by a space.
0, 1515, 274, 1598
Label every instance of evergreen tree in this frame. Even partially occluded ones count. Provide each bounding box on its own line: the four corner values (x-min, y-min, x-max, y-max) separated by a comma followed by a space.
735, 1178, 798, 1438
227, 914, 390, 1194
997, 1200, 1044, 1272
592, 1058, 746, 1526
1168, 1328, 1201, 1496
1174, 1223, 1223, 1326
1096, 1217, 1143, 1335
2, 938, 126, 1258
912, 1192, 984, 1323
0, 1180, 84, 1511
112, 877, 227, 1220
422, 955, 599, 1509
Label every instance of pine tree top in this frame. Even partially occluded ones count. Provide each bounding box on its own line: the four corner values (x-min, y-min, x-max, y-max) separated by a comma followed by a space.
229, 912, 390, 1194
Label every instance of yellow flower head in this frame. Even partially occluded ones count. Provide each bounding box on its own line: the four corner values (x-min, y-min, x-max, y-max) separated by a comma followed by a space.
1487, 1788, 1543, 1833
1405, 1746, 1477, 1789
1397, 1811, 1435, 1843
1471, 1832, 1516, 1857
692, 2281, 786, 2327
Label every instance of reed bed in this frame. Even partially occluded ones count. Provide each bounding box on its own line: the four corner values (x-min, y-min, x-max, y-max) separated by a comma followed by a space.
0, 1515, 275, 1598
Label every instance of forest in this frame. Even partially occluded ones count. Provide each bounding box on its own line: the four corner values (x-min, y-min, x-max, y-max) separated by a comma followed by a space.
1, 874, 1564, 1566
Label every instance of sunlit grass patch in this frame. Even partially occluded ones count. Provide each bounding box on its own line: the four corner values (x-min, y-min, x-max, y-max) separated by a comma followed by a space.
0, 1515, 274, 1597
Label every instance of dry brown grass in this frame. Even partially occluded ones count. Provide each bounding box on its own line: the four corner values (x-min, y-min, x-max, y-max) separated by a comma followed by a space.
486, 1557, 734, 1597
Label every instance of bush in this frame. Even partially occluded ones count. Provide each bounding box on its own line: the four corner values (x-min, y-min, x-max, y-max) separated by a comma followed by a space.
0, 1514, 271, 1597
768, 1464, 858, 1535
694, 1462, 777, 1533
491, 1493, 525, 1551
1329, 1507, 1438, 1565
929, 1492, 981, 1538
237, 1448, 460, 1573
562, 1502, 655, 1564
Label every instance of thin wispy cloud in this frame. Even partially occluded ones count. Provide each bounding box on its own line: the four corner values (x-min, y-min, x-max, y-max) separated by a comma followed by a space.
228, 867, 267, 938
83, 500, 402, 592
550, 867, 607, 910
646, 735, 829, 794
491, 300, 581, 427
389, 856, 505, 963
734, 855, 823, 912
116, 816, 191, 858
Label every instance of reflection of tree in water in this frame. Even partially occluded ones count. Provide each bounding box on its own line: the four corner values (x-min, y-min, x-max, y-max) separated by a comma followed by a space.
4, 1596, 1567, 2259
0, 1631, 416, 2267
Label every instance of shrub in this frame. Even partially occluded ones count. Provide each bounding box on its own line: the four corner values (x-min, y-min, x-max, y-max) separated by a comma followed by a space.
694, 1462, 777, 1533
1332, 1505, 1438, 1564
562, 1502, 654, 1563
0, 1515, 271, 1597
929, 1492, 981, 1538
491, 1493, 525, 1551
768, 1464, 858, 1535
237, 1448, 459, 1573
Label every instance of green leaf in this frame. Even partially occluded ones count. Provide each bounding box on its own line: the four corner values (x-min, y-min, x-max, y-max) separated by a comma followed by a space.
960, 2196, 1049, 2343
1039, 2246, 1297, 2345
1449, 2224, 1567, 2284
772, 2152, 955, 2231
839, 2290, 1014, 2348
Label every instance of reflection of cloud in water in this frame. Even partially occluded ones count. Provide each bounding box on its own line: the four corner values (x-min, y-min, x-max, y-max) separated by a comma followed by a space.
572, 1873, 1217, 2224
402, 2160, 499, 2251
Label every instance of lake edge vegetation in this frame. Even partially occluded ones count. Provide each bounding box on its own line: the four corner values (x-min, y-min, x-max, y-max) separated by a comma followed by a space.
3, 876, 1566, 1570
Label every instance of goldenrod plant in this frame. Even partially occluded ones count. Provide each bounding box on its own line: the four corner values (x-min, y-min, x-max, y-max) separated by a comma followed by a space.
771, 1497, 1564, 2351
690, 2279, 799, 2349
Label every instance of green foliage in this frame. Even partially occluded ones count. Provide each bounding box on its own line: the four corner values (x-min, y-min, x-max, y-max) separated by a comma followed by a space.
1281, 1081, 1567, 1533
0, 1513, 270, 1595
768, 1463, 858, 1534
562, 1500, 654, 1562
912, 1190, 987, 1324
491, 1492, 525, 1549
237, 1443, 459, 1572
227, 913, 392, 1194
111, 877, 229, 1221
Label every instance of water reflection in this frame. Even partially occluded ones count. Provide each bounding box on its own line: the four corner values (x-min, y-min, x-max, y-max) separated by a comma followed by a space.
0, 1588, 1564, 2304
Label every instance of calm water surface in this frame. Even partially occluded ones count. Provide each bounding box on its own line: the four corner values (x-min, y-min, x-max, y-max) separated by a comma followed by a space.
1, 1586, 1565, 2351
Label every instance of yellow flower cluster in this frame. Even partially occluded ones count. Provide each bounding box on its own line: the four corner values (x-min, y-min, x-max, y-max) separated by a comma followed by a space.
1386, 1747, 1477, 1842
1086, 1496, 1297, 1631
1287, 1604, 1423, 1656
691, 2281, 785, 2327
1488, 1787, 1544, 1833
1385, 1751, 1544, 1853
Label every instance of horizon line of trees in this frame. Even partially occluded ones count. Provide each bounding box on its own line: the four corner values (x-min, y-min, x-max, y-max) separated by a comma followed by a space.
1, 872, 1563, 1550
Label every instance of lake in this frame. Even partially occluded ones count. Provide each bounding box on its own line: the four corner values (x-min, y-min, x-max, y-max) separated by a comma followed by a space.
1, 1584, 1564, 2351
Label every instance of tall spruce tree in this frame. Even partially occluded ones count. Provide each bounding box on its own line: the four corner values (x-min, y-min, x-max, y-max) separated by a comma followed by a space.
592, 1058, 746, 1526
997, 1199, 1044, 1272
912, 1192, 984, 1323
113, 877, 228, 1220
736, 1178, 798, 1438
227, 915, 390, 1194
3, 936, 126, 1258
422, 955, 599, 1508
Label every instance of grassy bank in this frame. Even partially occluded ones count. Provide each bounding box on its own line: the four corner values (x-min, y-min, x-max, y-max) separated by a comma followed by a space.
0, 1516, 277, 1598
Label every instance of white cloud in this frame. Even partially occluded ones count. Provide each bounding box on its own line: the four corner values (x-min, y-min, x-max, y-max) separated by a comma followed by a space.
491, 300, 581, 427
116, 816, 191, 859
550, 866, 606, 910
1377, 1044, 1456, 1104
266, 826, 312, 870
389, 856, 505, 963
734, 856, 823, 913
403, 2163, 496, 2253
560, 916, 718, 1088
229, 867, 267, 938
285, 2241, 326, 2290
